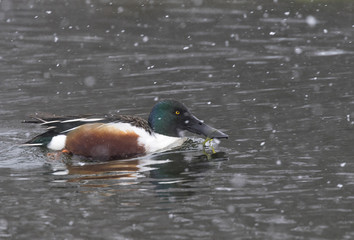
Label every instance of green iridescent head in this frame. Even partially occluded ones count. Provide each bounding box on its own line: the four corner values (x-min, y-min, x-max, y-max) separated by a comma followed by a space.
148, 100, 228, 139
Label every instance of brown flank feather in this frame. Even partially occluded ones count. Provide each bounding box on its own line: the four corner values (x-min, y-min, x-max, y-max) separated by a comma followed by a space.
65, 123, 146, 160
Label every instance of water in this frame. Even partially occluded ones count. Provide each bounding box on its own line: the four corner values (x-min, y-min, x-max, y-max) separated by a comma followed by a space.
1, 0, 354, 239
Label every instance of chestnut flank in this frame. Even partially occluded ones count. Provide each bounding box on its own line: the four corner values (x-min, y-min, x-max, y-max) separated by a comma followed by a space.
65, 123, 146, 160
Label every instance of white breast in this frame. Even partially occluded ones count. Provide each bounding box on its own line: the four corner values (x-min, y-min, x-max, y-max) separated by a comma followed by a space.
105, 123, 187, 153
140, 133, 187, 153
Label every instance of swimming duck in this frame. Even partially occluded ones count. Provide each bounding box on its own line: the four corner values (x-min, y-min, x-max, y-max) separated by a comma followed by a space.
23, 100, 228, 160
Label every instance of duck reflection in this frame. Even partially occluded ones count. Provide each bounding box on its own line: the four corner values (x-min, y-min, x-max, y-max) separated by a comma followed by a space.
66, 159, 140, 182
61, 158, 167, 185
51, 147, 228, 195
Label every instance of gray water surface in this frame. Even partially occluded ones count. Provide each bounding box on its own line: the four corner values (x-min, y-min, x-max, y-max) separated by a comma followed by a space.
1, 0, 354, 239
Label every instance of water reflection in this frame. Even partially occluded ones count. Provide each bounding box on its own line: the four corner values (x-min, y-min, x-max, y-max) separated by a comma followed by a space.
49, 147, 228, 197
65, 159, 145, 184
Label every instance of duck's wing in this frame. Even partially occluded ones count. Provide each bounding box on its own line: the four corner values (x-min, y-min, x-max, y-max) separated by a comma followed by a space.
23, 114, 151, 146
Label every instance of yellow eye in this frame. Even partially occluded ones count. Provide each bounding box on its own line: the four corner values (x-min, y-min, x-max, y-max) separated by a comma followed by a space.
175, 110, 180, 115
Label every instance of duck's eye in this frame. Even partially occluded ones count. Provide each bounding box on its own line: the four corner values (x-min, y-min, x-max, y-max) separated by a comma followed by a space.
175, 110, 180, 115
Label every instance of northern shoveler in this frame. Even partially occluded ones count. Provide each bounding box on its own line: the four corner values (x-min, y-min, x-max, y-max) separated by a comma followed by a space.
23, 100, 228, 160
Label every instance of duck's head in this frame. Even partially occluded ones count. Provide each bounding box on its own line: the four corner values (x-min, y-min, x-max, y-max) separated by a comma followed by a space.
148, 100, 228, 139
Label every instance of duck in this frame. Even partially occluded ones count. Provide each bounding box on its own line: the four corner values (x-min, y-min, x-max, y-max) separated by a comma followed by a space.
23, 100, 228, 160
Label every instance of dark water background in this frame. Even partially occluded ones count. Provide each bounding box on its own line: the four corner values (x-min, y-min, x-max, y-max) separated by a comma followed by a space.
1, 0, 354, 239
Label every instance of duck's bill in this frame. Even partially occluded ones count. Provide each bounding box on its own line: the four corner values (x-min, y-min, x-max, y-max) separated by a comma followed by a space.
186, 116, 228, 139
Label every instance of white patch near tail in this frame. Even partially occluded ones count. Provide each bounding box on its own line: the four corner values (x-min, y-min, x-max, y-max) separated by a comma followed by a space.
47, 134, 67, 150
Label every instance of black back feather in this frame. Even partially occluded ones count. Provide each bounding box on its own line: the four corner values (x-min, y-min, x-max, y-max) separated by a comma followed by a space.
24, 114, 152, 145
